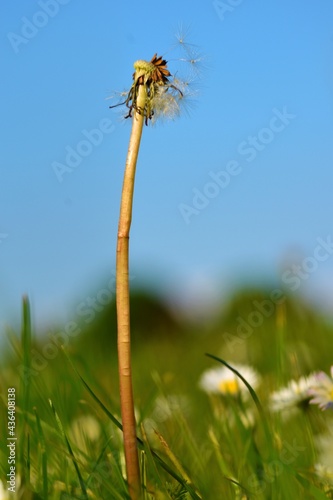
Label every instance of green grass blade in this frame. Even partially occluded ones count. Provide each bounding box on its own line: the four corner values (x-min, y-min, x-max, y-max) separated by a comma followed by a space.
295, 473, 329, 500
85, 434, 128, 499
208, 428, 251, 497
154, 428, 202, 499
49, 399, 88, 500
20, 295, 32, 483
140, 450, 148, 500
140, 423, 167, 496
62, 347, 202, 499
205, 353, 273, 449
21, 295, 31, 409
34, 407, 48, 499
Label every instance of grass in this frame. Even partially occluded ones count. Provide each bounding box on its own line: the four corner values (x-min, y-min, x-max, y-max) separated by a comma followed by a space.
1, 287, 333, 498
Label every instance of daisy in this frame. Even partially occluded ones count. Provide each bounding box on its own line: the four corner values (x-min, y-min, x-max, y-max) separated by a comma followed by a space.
199, 363, 260, 397
309, 366, 333, 410
269, 374, 318, 413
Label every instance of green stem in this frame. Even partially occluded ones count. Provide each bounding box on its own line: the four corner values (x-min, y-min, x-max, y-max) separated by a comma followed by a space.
116, 75, 146, 500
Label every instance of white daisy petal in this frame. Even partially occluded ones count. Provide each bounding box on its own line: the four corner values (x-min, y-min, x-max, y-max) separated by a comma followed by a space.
309, 367, 333, 410
269, 374, 318, 413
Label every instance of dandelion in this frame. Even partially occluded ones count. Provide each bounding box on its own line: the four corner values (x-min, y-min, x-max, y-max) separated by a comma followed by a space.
110, 54, 183, 125
309, 366, 333, 410
199, 363, 260, 398
269, 374, 318, 413
109, 30, 201, 499
109, 31, 201, 125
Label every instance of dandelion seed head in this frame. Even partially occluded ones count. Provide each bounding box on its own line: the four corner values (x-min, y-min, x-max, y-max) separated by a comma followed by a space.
109, 28, 203, 125
151, 88, 181, 122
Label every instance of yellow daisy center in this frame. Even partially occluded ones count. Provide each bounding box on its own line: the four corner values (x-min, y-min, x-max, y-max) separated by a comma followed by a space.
219, 379, 240, 394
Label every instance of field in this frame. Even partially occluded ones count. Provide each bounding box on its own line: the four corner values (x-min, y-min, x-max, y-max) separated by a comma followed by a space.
1, 287, 333, 499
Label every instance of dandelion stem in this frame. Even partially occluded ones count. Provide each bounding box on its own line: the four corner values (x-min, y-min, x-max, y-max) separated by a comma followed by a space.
116, 70, 147, 500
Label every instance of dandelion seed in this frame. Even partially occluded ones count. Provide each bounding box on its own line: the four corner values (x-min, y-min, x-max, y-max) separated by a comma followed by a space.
199, 364, 260, 397
174, 23, 190, 47
309, 366, 333, 410
171, 24, 206, 78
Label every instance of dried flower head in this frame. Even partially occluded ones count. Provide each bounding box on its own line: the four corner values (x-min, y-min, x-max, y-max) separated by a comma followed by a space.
135, 54, 171, 86
110, 53, 183, 125
109, 29, 202, 125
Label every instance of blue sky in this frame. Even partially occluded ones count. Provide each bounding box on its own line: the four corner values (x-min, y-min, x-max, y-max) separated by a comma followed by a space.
1, 1, 333, 330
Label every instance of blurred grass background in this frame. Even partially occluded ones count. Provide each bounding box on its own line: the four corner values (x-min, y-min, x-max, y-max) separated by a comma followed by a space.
1, 285, 333, 498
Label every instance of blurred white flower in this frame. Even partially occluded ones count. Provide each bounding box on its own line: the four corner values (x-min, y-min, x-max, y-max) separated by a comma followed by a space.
152, 394, 191, 423
314, 432, 333, 485
143, 394, 191, 441
199, 363, 260, 397
0, 475, 22, 500
315, 463, 333, 486
69, 414, 101, 456
269, 374, 317, 413
309, 366, 333, 410
0, 480, 9, 500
